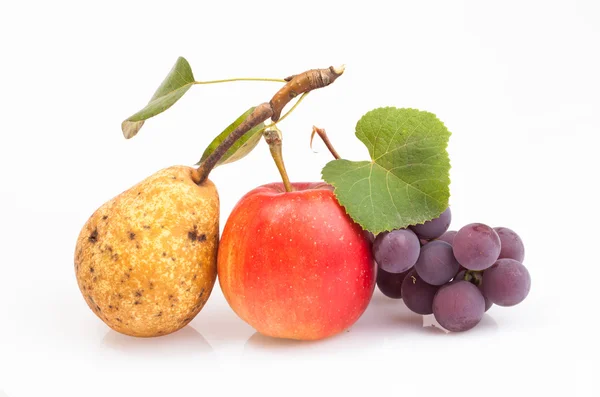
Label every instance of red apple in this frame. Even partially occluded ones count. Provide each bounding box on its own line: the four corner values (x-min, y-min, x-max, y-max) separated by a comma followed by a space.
218, 182, 376, 340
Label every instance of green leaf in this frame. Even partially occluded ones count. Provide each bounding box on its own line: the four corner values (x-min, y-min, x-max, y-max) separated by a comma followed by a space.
197, 107, 266, 166
121, 57, 195, 139
322, 107, 451, 234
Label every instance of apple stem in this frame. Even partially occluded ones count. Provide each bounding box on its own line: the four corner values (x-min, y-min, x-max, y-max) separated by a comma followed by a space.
193, 66, 345, 185
264, 126, 293, 192
310, 126, 342, 160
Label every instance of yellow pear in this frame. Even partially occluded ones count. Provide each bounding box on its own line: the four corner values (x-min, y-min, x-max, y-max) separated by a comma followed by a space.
74, 165, 219, 337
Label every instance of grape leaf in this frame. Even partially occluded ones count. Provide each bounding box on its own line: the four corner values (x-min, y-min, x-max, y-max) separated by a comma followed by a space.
121, 57, 195, 139
197, 107, 266, 166
321, 107, 451, 234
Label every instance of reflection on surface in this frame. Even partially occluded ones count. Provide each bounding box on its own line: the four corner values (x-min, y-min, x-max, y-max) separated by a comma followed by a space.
245, 331, 321, 350
353, 290, 424, 334
422, 315, 449, 334
477, 313, 499, 331
243, 330, 346, 361
101, 325, 215, 357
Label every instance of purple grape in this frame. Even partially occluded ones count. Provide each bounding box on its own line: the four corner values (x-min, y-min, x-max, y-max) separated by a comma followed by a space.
401, 270, 439, 315
372, 229, 420, 273
376, 268, 409, 299
482, 258, 531, 307
433, 281, 485, 332
453, 270, 492, 312
494, 227, 525, 262
452, 223, 501, 271
438, 230, 457, 245
414, 240, 460, 286
364, 230, 376, 243
472, 276, 493, 312
411, 207, 452, 240
482, 290, 493, 312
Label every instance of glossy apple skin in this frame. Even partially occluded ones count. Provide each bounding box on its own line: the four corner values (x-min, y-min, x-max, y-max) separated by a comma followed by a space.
218, 182, 376, 340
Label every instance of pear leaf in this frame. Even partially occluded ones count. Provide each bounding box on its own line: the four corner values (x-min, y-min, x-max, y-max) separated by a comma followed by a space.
321, 107, 451, 234
122, 57, 195, 139
197, 107, 266, 166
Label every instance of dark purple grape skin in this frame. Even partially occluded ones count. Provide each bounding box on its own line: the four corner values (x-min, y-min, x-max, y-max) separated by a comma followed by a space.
482, 258, 531, 307
482, 290, 493, 312
414, 240, 460, 286
433, 281, 485, 332
437, 230, 457, 245
376, 268, 410, 299
401, 270, 439, 315
372, 229, 420, 273
452, 223, 501, 271
411, 207, 452, 240
494, 227, 525, 263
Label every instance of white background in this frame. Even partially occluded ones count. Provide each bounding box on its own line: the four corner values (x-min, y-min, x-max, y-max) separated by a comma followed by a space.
0, 1, 598, 396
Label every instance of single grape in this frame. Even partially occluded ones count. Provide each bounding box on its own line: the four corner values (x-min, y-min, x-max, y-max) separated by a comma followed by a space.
494, 227, 525, 262
482, 258, 531, 307
364, 230, 376, 243
411, 207, 452, 240
437, 230, 457, 245
372, 229, 420, 273
420, 238, 430, 246
414, 240, 460, 286
433, 281, 485, 332
376, 267, 409, 299
401, 270, 439, 315
452, 223, 501, 270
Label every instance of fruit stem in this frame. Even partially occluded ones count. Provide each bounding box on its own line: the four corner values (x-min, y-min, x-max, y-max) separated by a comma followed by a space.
264, 126, 293, 192
270, 92, 309, 126
194, 77, 287, 84
464, 270, 483, 286
270, 66, 345, 122
194, 66, 345, 185
310, 126, 342, 159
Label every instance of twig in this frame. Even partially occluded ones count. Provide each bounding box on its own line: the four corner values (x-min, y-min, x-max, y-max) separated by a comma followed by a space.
310, 126, 342, 160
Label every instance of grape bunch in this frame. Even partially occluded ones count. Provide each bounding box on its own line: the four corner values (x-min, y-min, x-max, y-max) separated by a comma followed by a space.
372, 208, 531, 332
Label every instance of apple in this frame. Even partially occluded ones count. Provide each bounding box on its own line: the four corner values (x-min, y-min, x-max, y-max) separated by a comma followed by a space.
217, 182, 376, 340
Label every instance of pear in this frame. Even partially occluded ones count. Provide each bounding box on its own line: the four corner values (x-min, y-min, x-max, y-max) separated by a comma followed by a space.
74, 165, 219, 337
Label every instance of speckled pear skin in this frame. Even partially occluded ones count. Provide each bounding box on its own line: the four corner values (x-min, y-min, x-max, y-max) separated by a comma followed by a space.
74, 166, 219, 337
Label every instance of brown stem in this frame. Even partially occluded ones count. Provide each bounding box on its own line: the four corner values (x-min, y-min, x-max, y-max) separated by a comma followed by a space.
271, 66, 345, 122
310, 126, 342, 159
194, 65, 345, 184
263, 127, 293, 192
